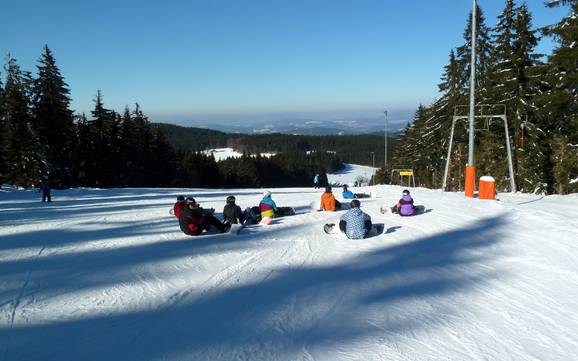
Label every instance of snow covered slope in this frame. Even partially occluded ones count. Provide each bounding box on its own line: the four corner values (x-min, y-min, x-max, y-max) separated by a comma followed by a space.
328, 163, 377, 186
1, 185, 577, 361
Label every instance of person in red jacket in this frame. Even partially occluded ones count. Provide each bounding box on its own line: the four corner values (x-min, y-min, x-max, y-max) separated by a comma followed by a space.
172, 195, 186, 219
179, 198, 229, 236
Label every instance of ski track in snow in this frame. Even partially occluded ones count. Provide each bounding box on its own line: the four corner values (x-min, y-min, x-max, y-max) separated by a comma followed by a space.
0, 183, 577, 361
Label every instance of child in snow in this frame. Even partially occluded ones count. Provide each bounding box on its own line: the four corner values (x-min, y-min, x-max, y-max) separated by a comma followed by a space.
342, 185, 371, 199
223, 195, 246, 225
339, 199, 372, 239
390, 189, 424, 216
179, 197, 229, 236
172, 195, 186, 219
259, 190, 278, 218
320, 186, 341, 211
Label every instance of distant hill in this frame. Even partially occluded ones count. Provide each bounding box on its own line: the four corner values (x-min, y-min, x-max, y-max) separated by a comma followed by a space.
154, 123, 399, 167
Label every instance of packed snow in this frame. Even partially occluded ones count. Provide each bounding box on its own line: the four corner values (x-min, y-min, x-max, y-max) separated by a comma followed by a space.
327, 163, 378, 186
1, 181, 578, 360
203, 148, 275, 161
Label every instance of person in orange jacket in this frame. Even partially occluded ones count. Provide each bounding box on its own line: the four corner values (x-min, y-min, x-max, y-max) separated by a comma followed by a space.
320, 186, 342, 211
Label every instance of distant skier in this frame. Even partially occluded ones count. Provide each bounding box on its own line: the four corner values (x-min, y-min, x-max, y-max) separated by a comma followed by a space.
223, 195, 246, 225
314, 174, 320, 189
179, 197, 229, 236
171, 195, 186, 219
338, 199, 372, 239
40, 177, 51, 203
320, 186, 341, 211
386, 189, 425, 216
342, 184, 371, 199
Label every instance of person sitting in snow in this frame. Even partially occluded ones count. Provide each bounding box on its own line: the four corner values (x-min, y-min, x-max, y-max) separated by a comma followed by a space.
390, 189, 424, 216
342, 184, 371, 199
259, 190, 278, 219
171, 195, 186, 219
339, 199, 372, 239
223, 195, 246, 225
320, 186, 341, 211
179, 197, 229, 236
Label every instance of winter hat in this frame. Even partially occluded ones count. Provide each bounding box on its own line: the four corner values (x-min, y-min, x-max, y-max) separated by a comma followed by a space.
402, 189, 410, 196
325, 185, 332, 193
343, 184, 348, 190
263, 190, 272, 198
226, 195, 236, 204
185, 197, 196, 204
177, 195, 185, 202
350, 199, 361, 208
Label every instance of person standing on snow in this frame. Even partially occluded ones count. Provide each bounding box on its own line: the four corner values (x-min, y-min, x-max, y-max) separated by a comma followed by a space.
339, 199, 372, 239
320, 185, 341, 211
179, 197, 229, 236
223, 195, 246, 224
313, 174, 320, 189
40, 177, 51, 202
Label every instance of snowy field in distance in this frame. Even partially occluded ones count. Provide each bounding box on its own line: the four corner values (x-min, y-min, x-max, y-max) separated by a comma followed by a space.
203, 148, 275, 161
328, 163, 377, 186
1, 177, 578, 360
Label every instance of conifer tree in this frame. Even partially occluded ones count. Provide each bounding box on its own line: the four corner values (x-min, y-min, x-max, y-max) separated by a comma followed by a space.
32, 45, 75, 187
0, 72, 5, 185
89, 90, 114, 186
1, 56, 40, 187
540, 0, 578, 193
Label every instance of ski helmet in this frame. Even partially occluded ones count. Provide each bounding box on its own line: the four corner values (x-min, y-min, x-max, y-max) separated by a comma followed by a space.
325, 185, 332, 193
343, 184, 348, 190
226, 195, 236, 204
185, 197, 196, 205
350, 199, 361, 208
177, 195, 185, 202
263, 190, 272, 197
402, 189, 410, 196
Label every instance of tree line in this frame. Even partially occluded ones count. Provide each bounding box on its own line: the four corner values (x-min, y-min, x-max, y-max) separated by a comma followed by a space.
0, 47, 343, 189
389, 0, 577, 194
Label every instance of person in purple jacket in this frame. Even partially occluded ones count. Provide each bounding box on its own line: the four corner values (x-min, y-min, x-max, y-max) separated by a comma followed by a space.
390, 190, 425, 216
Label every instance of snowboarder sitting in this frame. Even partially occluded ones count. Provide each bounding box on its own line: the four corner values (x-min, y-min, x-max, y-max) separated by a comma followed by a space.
390, 189, 423, 216
321, 186, 341, 211
179, 197, 229, 236
339, 199, 372, 239
342, 184, 371, 199
171, 195, 186, 219
223, 195, 246, 225
259, 190, 278, 220
41, 177, 51, 202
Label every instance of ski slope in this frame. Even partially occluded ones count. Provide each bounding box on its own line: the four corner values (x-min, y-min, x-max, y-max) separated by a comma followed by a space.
327, 163, 377, 186
1, 184, 578, 360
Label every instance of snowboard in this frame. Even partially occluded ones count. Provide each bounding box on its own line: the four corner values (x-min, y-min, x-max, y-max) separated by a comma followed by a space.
323, 223, 384, 237
380, 205, 426, 215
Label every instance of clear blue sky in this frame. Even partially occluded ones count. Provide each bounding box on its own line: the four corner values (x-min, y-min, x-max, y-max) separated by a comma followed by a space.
0, 0, 569, 125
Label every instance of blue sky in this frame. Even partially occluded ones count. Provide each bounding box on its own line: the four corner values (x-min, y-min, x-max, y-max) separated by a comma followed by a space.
0, 0, 569, 125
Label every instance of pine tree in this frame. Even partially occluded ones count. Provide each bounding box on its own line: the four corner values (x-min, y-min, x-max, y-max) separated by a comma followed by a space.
89, 90, 114, 186
32, 45, 75, 187
0, 71, 6, 185
540, 0, 578, 193
1, 55, 40, 187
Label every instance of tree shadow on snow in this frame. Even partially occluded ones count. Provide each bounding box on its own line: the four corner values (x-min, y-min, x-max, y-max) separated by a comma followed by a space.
0, 216, 508, 361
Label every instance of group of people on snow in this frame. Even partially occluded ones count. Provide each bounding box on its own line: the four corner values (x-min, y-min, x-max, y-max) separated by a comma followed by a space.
173, 184, 422, 239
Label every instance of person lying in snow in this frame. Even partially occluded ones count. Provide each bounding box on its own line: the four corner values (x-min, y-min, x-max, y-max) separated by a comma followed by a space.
341, 184, 371, 199
179, 197, 229, 235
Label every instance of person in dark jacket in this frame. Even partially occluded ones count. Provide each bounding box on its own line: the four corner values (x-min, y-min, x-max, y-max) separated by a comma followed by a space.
41, 178, 51, 202
223, 195, 246, 224
172, 195, 186, 219
179, 198, 228, 236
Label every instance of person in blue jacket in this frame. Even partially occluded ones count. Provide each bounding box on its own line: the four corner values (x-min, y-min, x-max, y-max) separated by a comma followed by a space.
339, 199, 372, 239
342, 184, 371, 199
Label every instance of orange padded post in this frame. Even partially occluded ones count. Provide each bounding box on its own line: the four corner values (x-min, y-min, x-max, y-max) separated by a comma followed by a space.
465, 165, 475, 198
478, 176, 496, 200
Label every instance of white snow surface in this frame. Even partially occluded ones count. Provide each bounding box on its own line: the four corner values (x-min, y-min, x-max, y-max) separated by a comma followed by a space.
203, 148, 275, 161
327, 163, 378, 186
1, 185, 578, 360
